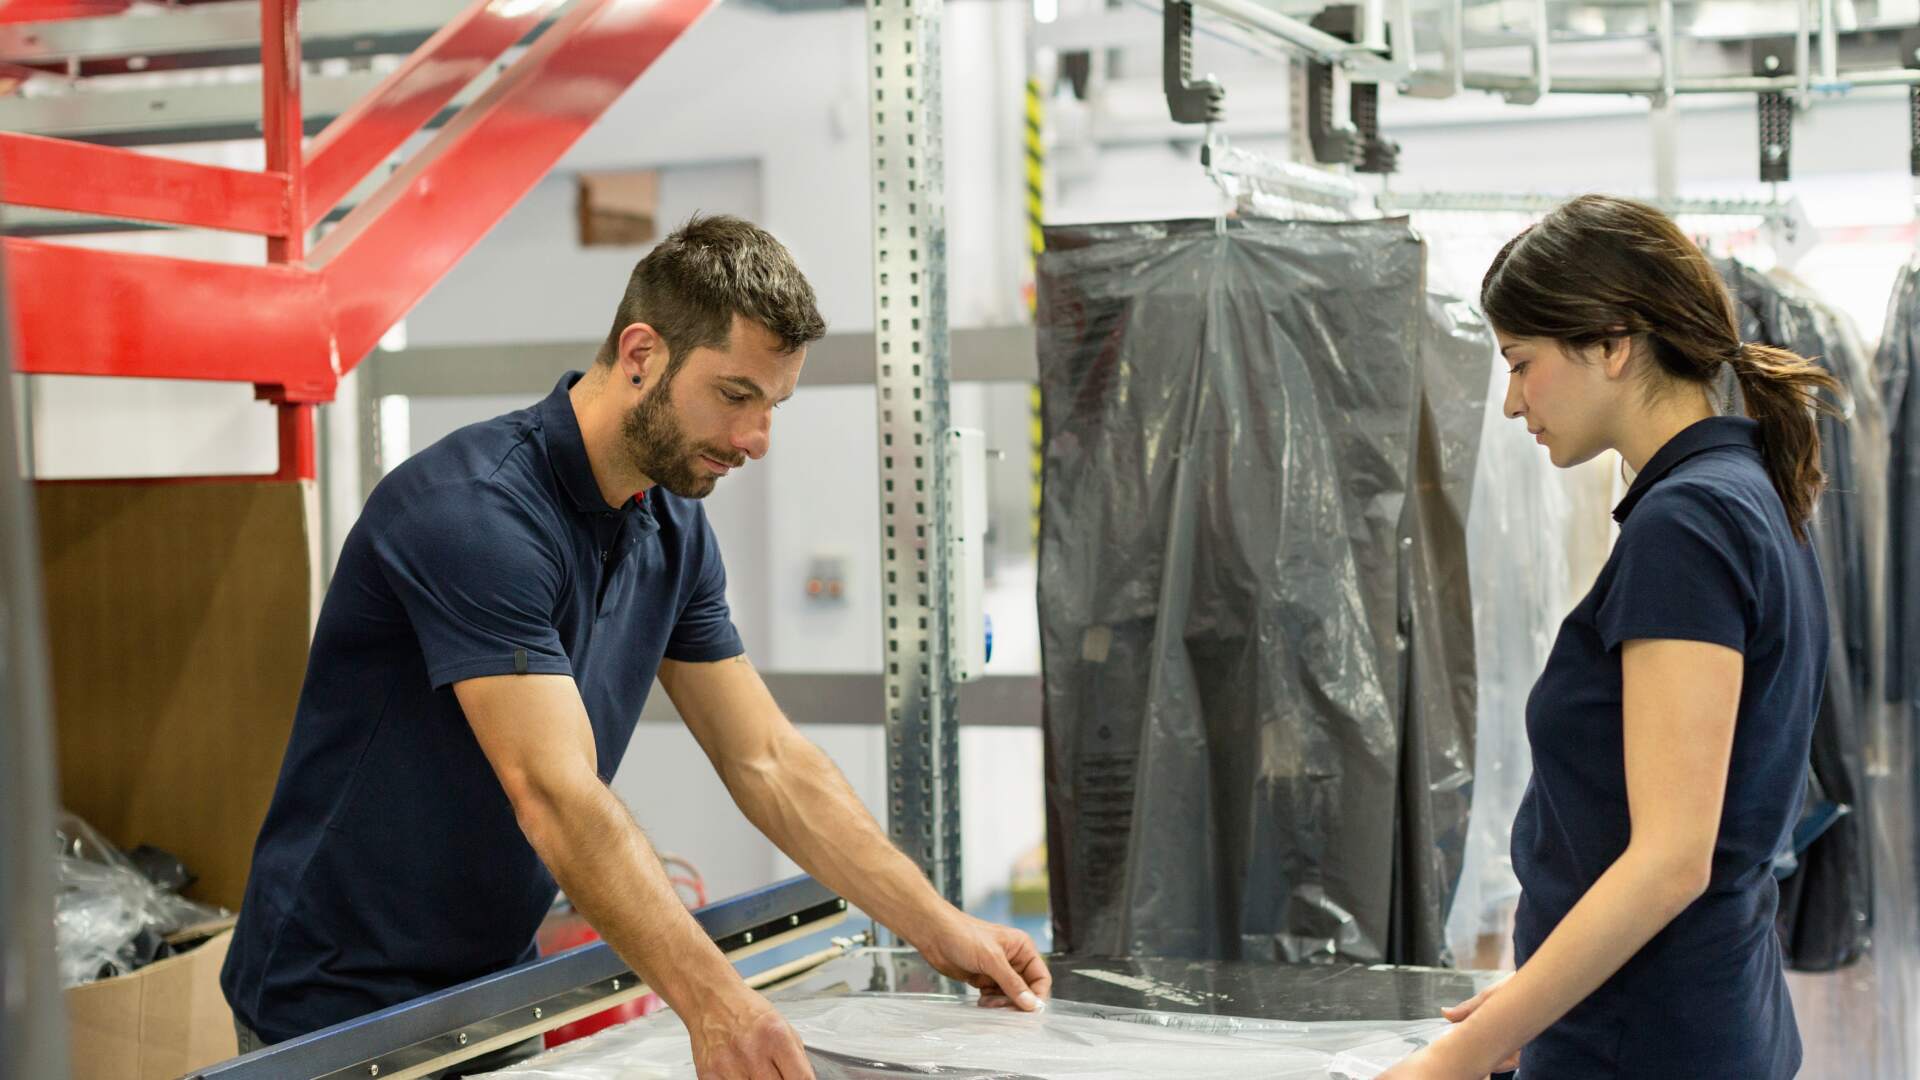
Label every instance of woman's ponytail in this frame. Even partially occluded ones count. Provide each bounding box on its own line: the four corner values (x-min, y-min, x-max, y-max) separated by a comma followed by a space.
1729, 342, 1843, 543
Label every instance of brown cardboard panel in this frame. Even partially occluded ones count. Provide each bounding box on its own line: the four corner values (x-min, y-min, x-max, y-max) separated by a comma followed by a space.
37, 481, 317, 910
66, 929, 238, 1080
577, 169, 660, 246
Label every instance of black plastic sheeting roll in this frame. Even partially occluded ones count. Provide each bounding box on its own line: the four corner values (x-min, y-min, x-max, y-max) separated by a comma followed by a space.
1035, 217, 1486, 966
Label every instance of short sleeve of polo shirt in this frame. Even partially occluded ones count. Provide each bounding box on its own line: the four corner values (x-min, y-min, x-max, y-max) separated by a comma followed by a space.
1596, 482, 1758, 655
665, 510, 745, 663
370, 483, 575, 688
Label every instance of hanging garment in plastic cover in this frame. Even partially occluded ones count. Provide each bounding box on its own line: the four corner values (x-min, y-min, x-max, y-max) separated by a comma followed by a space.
479, 991, 1451, 1079
1721, 259, 1889, 973
1416, 218, 1623, 970
1882, 259, 1920, 713
1719, 259, 1920, 1079
1033, 217, 1483, 965
1846, 253, 1920, 1080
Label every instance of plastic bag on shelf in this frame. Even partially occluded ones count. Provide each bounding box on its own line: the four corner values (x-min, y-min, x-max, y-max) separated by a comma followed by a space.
53, 811, 224, 988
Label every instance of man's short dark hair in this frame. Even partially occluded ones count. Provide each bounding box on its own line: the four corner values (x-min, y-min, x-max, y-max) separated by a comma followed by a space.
596, 214, 826, 377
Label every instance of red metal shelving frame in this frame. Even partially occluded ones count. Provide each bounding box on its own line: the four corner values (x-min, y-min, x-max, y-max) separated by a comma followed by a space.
3, 0, 713, 480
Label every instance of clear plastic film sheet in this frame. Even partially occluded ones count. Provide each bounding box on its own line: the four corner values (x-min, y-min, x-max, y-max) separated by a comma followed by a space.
1032, 217, 1486, 966
481, 992, 1450, 1079
1412, 216, 1623, 970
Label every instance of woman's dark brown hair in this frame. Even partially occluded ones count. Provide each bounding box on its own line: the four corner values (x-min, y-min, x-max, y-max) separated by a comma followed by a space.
1480, 194, 1841, 541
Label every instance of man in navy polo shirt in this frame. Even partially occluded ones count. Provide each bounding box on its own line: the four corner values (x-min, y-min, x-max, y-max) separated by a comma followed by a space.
222, 216, 1050, 1080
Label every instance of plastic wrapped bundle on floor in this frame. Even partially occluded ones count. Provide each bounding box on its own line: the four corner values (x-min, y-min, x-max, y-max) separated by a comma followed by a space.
53, 811, 223, 987
478, 991, 1451, 1079
1034, 217, 1483, 965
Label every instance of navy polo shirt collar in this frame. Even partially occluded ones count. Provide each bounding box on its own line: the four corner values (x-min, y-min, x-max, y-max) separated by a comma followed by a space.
537, 372, 623, 515
1613, 415, 1762, 523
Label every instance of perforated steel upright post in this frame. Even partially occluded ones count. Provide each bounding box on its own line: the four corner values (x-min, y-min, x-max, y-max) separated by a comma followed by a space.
867, 0, 960, 903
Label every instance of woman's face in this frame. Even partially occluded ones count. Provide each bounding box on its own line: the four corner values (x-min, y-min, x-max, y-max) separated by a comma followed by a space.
1495, 331, 1623, 469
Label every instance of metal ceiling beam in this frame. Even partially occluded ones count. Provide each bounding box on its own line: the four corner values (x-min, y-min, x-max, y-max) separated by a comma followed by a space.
360, 326, 1040, 399
0, 69, 389, 145
1462, 63, 1920, 94
0, 0, 502, 75
0, 64, 493, 148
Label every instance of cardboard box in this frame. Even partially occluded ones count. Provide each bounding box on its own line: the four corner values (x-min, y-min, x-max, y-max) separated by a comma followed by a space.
37, 480, 318, 911
65, 927, 239, 1080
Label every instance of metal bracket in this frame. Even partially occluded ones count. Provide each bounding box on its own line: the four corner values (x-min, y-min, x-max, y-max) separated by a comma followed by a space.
1162, 0, 1224, 125
1750, 35, 1796, 183
1060, 50, 1092, 102
1757, 91, 1793, 182
1751, 34, 1798, 80
1305, 6, 1360, 166
1351, 80, 1398, 174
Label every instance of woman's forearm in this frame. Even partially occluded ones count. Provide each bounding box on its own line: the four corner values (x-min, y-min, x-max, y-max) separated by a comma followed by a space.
1428, 843, 1708, 1075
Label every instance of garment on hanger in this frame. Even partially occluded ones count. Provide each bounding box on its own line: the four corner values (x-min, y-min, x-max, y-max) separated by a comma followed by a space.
1879, 259, 1920, 710
1719, 259, 1890, 972
1035, 217, 1484, 965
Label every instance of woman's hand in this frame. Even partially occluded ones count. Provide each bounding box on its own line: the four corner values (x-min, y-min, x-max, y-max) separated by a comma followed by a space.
1377, 976, 1522, 1080
1439, 975, 1522, 1072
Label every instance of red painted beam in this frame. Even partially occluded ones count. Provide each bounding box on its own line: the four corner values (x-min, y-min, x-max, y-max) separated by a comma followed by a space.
270, 401, 318, 482
2, 0, 708, 487
0, 133, 291, 235
302, 0, 564, 229
260, 0, 313, 479
314, 0, 717, 372
0, 0, 129, 25
261, 0, 303, 263
4, 238, 337, 401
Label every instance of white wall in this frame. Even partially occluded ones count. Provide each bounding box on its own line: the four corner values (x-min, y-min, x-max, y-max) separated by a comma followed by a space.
403, 160, 764, 346
400, 3, 1031, 348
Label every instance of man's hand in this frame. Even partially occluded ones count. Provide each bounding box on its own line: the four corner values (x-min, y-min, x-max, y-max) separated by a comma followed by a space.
909, 911, 1052, 1011
686, 985, 814, 1080
660, 655, 1053, 1015
456, 672, 810, 1078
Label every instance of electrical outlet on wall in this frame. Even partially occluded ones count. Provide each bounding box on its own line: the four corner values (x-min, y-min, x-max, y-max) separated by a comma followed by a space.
804, 554, 848, 603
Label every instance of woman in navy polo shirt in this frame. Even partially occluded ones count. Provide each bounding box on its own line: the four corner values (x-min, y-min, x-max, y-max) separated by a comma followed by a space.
1382, 195, 1840, 1079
